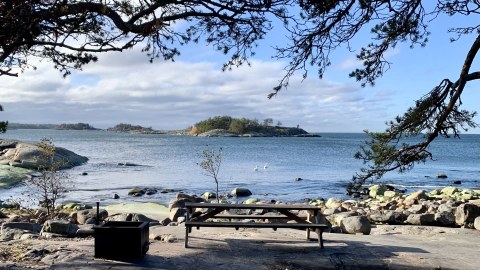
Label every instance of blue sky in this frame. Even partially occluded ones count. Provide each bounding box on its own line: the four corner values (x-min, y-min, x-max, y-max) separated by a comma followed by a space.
1, 7, 479, 133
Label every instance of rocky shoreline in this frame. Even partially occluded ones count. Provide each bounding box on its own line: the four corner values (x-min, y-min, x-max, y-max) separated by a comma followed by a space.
1, 186, 480, 269
1, 185, 480, 242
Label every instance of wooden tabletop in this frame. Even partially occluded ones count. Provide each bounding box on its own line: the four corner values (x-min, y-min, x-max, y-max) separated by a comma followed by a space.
184, 202, 320, 211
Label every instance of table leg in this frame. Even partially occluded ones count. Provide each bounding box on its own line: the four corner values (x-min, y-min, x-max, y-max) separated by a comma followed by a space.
306, 211, 312, 239
185, 209, 190, 248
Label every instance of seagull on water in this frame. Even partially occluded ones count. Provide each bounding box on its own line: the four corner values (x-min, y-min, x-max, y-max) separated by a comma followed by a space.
254, 165, 258, 171
263, 163, 268, 169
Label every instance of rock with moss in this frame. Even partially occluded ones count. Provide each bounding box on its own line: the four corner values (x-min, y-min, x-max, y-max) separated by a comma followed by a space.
368, 185, 387, 198
0, 140, 87, 189
441, 187, 459, 197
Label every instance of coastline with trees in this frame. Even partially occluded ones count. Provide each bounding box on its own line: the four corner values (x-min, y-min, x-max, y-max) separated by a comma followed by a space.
6, 117, 320, 137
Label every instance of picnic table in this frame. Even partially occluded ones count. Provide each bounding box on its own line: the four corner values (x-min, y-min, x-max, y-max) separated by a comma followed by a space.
184, 202, 329, 248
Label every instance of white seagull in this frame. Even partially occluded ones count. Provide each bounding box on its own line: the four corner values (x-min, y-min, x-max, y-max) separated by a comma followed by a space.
263, 163, 268, 169
254, 165, 258, 171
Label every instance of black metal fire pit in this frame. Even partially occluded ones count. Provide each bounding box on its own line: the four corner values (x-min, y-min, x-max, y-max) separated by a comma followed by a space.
94, 221, 150, 260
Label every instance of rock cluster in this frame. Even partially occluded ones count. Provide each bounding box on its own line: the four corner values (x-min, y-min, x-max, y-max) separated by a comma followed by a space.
310, 185, 480, 232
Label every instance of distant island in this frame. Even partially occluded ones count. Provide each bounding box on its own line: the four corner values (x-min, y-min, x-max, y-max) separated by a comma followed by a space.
189, 116, 319, 137
106, 123, 166, 134
7, 117, 319, 137
8, 122, 98, 130
55, 123, 99, 130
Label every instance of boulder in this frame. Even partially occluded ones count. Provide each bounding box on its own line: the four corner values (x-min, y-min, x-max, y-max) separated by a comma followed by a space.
0, 140, 88, 170
455, 203, 480, 227
244, 198, 260, 204
469, 199, 480, 206
175, 193, 205, 203
438, 203, 456, 214
169, 199, 190, 211
369, 212, 390, 223
131, 213, 157, 223
1, 222, 41, 233
368, 185, 386, 198
75, 209, 108, 225
441, 187, 459, 197
332, 212, 358, 226
76, 224, 95, 238
128, 187, 146, 196
340, 216, 371, 235
387, 211, 408, 225
474, 217, 480, 231
435, 211, 456, 227
0, 222, 41, 241
0, 228, 30, 241
202, 192, 217, 200
383, 191, 397, 198
325, 198, 342, 209
406, 214, 435, 225
169, 208, 187, 222
405, 190, 429, 201
41, 220, 79, 237
231, 188, 252, 197
408, 204, 426, 214
323, 208, 340, 216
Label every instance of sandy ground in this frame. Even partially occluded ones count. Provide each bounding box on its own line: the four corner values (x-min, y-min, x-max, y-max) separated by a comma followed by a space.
1, 224, 479, 270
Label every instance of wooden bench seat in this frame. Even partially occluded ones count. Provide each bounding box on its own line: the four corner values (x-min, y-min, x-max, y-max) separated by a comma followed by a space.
212, 215, 307, 220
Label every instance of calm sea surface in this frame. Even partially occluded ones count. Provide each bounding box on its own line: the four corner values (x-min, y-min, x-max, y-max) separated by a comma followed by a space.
1, 130, 479, 206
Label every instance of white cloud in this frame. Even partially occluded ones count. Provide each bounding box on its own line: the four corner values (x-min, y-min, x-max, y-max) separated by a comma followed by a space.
0, 49, 395, 132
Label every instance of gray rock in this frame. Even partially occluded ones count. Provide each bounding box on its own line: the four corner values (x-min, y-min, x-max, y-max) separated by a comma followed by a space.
405, 190, 429, 201
1, 222, 41, 233
455, 203, 480, 227
41, 220, 79, 237
231, 188, 252, 197
0, 140, 88, 170
131, 213, 157, 223
128, 187, 146, 196
106, 213, 133, 222
325, 198, 342, 209
75, 209, 108, 225
41, 232, 64, 239
332, 211, 358, 226
406, 214, 435, 225
20, 233, 39, 240
169, 208, 187, 222
176, 193, 203, 202
408, 204, 426, 214
0, 228, 30, 240
340, 216, 371, 235
369, 213, 390, 223
438, 204, 456, 214
474, 217, 480, 231
168, 198, 189, 210
323, 208, 340, 216
435, 211, 456, 227
386, 211, 408, 225
76, 224, 95, 238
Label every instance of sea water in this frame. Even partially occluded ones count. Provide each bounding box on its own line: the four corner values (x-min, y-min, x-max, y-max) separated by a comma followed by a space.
0, 130, 479, 206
